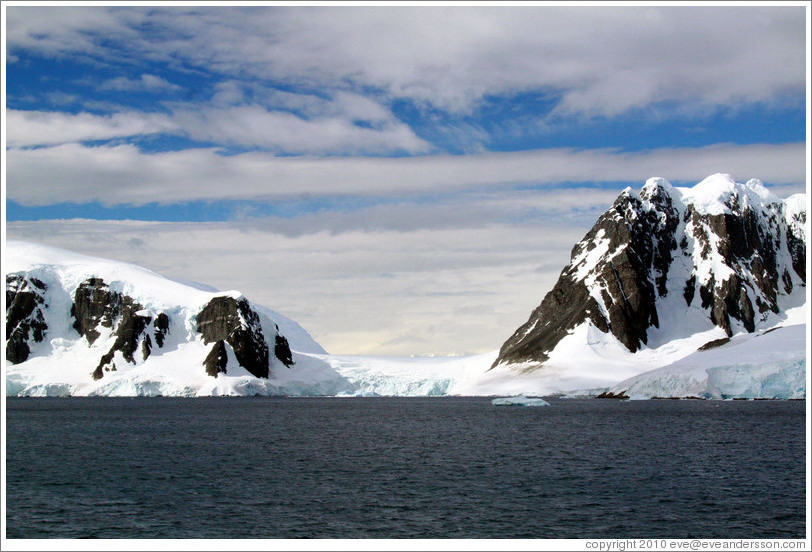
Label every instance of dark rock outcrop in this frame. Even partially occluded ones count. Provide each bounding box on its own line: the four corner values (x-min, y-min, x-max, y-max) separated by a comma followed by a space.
72, 277, 118, 346
698, 337, 731, 351
493, 177, 806, 370
203, 340, 229, 377
595, 390, 628, 399
6, 275, 49, 364
197, 295, 293, 379
70, 278, 170, 380
275, 334, 293, 367
154, 313, 170, 347
785, 207, 806, 284
494, 180, 681, 367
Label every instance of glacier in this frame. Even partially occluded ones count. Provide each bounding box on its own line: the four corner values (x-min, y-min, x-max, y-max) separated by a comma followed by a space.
600, 321, 807, 400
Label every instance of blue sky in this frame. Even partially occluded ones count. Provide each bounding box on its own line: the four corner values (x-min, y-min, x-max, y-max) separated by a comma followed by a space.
3, 3, 808, 355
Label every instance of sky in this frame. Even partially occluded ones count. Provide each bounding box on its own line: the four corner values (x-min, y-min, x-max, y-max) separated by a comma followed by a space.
2, 2, 809, 356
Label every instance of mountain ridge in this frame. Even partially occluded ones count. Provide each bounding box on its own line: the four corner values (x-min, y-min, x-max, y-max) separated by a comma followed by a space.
5, 240, 326, 394
493, 174, 806, 370
4, 174, 807, 398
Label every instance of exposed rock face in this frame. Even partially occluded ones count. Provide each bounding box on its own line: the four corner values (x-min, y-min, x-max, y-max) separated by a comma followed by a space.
493, 175, 806, 370
72, 277, 117, 346
203, 340, 229, 377
197, 295, 294, 379
6, 269, 299, 383
274, 334, 294, 367
154, 313, 170, 347
6, 275, 49, 364
71, 278, 170, 380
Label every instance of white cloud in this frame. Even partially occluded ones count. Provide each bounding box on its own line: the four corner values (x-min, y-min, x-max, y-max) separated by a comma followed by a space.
8, 88, 430, 154
239, 187, 620, 237
6, 141, 806, 206
5, 218, 585, 356
228, 88, 397, 123
99, 74, 182, 92
44, 92, 79, 106
4, 6, 142, 59
6, 6, 805, 117
5, 109, 177, 148
170, 103, 431, 155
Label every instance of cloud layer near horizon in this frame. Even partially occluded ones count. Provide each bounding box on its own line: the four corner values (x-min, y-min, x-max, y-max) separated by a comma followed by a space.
6, 142, 806, 207
5, 217, 586, 356
5, 173, 806, 357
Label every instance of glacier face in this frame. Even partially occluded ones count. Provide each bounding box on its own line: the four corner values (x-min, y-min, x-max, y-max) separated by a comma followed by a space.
492, 174, 807, 371
602, 322, 807, 400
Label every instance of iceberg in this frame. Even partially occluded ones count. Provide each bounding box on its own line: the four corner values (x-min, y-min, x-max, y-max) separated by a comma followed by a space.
491, 395, 550, 407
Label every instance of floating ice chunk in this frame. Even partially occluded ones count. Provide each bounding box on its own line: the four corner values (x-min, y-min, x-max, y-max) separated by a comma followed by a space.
491, 395, 550, 407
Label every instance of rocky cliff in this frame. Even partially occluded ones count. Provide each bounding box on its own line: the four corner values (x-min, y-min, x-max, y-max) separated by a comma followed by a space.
7, 272, 300, 383
493, 174, 807, 370
6, 274, 49, 364
197, 295, 293, 379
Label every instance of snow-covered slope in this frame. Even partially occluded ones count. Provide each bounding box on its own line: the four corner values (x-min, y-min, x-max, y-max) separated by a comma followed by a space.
6, 241, 326, 355
4, 242, 536, 397
5, 240, 339, 396
493, 174, 807, 378
599, 317, 806, 400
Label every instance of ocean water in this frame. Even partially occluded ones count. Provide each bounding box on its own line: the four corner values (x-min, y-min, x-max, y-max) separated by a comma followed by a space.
4, 397, 806, 539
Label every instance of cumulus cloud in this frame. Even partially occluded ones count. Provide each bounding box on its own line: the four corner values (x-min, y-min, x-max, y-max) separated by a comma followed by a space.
5, 6, 805, 116
6, 141, 806, 206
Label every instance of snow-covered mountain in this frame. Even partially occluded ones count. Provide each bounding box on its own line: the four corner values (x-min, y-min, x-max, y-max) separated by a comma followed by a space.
493, 174, 807, 374
4, 240, 343, 396
4, 175, 807, 398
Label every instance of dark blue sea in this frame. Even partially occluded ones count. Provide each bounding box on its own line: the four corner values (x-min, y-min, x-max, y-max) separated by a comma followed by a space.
4, 397, 807, 539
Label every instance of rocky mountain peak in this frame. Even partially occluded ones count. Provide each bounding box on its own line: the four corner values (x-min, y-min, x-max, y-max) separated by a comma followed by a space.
640, 176, 675, 202
493, 175, 806, 371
